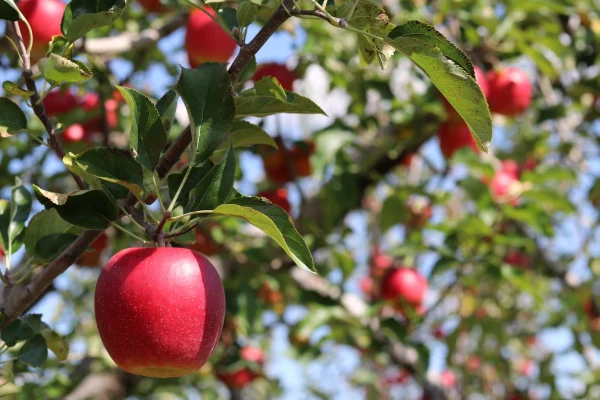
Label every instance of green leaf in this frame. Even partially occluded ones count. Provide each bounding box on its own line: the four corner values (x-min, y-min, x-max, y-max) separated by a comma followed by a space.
0, 98, 27, 137
24, 209, 80, 262
40, 323, 69, 361
213, 196, 316, 273
1, 314, 42, 347
0, 0, 22, 21
46, 36, 73, 59
237, 0, 257, 27
210, 120, 277, 163
156, 89, 178, 134
117, 86, 168, 171
38, 54, 93, 85
167, 163, 212, 205
236, 78, 327, 118
187, 142, 236, 212
336, 0, 395, 69
388, 21, 474, 77
18, 334, 48, 367
38, 53, 92, 86
67, 148, 145, 200
388, 24, 492, 152
0, 179, 32, 254
33, 186, 118, 230
61, 0, 128, 42
2, 82, 34, 99
176, 64, 235, 164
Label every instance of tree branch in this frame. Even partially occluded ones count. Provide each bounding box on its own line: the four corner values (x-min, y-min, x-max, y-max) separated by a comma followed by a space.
78, 14, 188, 55
0, 0, 297, 329
9, 22, 85, 190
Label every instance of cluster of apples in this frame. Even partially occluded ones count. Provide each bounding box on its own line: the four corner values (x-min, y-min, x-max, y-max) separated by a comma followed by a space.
360, 247, 428, 318
43, 90, 121, 144
438, 66, 533, 159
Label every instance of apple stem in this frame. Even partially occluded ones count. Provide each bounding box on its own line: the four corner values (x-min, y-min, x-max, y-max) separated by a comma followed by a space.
154, 212, 172, 241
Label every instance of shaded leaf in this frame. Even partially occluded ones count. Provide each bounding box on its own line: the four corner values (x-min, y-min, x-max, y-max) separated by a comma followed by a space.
210, 120, 277, 163
24, 209, 80, 261
0, 0, 21, 21
188, 142, 236, 212
18, 334, 48, 367
0, 97, 27, 137
33, 186, 118, 230
156, 89, 178, 134
176, 64, 235, 164
61, 0, 128, 42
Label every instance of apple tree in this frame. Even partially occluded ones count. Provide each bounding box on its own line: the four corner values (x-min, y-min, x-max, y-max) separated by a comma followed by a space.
0, 0, 598, 399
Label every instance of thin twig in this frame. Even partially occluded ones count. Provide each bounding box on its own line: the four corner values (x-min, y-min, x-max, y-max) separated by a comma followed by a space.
9, 22, 85, 190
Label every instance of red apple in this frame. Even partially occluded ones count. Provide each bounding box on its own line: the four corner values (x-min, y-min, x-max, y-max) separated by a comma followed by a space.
139, 0, 164, 12
359, 276, 376, 300
62, 124, 87, 143
43, 90, 79, 117
401, 152, 415, 167
94, 247, 225, 378
370, 246, 394, 278
442, 65, 489, 121
81, 93, 101, 111
523, 158, 537, 172
192, 227, 221, 256
259, 188, 291, 213
381, 267, 428, 307
261, 146, 291, 183
217, 368, 258, 389
291, 142, 314, 177
253, 63, 297, 91
500, 159, 520, 178
0, 248, 4, 257
240, 346, 265, 364
487, 68, 532, 116
490, 170, 518, 199
78, 233, 108, 267
503, 250, 532, 269
519, 359, 534, 376
438, 120, 479, 160
439, 370, 456, 388
17, 0, 65, 62
186, 7, 238, 68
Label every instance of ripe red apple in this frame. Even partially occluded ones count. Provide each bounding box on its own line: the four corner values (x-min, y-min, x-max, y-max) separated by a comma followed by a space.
500, 159, 520, 178
192, 227, 221, 256
381, 267, 428, 307
81, 93, 101, 111
442, 65, 489, 121
186, 7, 238, 68
62, 124, 87, 144
370, 246, 394, 278
0, 248, 4, 257
240, 346, 265, 364
401, 152, 415, 167
359, 276, 376, 300
43, 90, 78, 117
17, 0, 65, 62
139, 0, 164, 12
253, 63, 297, 91
291, 142, 315, 177
503, 250, 532, 269
438, 120, 479, 160
94, 247, 225, 378
439, 370, 456, 388
78, 233, 108, 267
258, 188, 291, 213
487, 68, 532, 116
490, 170, 519, 200
217, 368, 258, 389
